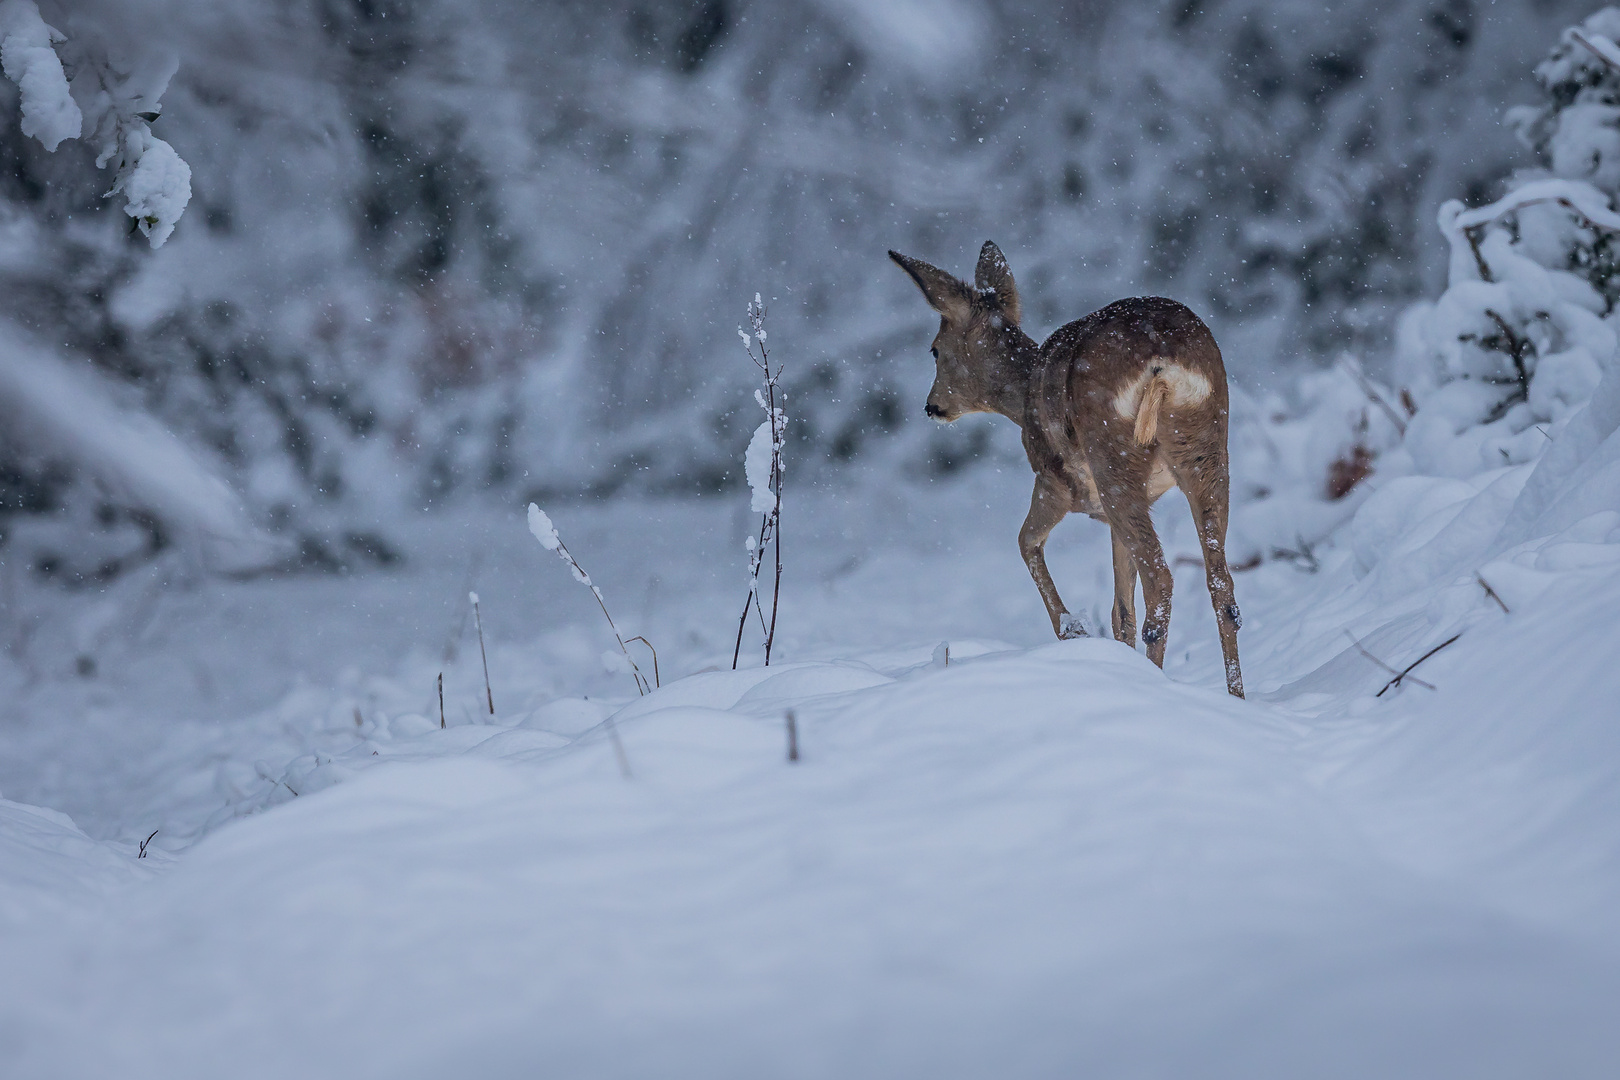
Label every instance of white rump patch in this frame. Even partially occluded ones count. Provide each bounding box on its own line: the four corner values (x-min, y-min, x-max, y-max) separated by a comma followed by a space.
1112, 364, 1212, 421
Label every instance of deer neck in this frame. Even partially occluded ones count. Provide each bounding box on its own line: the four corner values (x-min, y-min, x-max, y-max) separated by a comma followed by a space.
980, 325, 1041, 428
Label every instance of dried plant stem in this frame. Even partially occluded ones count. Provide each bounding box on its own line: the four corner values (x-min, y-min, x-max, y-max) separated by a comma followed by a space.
625, 636, 660, 689
472, 596, 494, 714
1477, 574, 1511, 614
578, 577, 652, 696
765, 384, 783, 667
438, 672, 445, 728
538, 517, 653, 696
732, 295, 785, 668
732, 510, 773, 668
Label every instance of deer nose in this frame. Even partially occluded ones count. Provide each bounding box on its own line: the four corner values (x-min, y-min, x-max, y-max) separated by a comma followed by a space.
924, 402, 944, 419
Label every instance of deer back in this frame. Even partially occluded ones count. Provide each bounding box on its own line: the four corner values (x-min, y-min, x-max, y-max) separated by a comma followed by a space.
1028, 297, 1226, 468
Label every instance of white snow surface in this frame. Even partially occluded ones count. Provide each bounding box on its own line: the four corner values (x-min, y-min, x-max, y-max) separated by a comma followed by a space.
5, 405, 1620, 1073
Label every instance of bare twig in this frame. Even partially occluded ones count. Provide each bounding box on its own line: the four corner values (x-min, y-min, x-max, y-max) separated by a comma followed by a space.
528, 505, 652, 696
625, 636, 660, 688
1271, 534, 1321, 573
470, 592, 494, 714
1344, 629, 1408, 681
1570, 27, 1620, 74
733, 295, 786, 668
1483, 309, 1532, 401
138, 829, 158, 859
1461, 223, 1494, 282
1336, 354, 1407, 437
785, 709, 799, 763
1376, 634, 1462, 697
1477, 575, 1511, 614
438, 672, 445, 728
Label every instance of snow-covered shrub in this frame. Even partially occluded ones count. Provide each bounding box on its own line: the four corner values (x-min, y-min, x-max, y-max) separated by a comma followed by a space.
1396, 7, 1620, 478
1225, 363, 1406, 568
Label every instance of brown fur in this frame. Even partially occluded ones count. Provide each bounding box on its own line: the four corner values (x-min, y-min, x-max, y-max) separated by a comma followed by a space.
890, 242, 1244, 698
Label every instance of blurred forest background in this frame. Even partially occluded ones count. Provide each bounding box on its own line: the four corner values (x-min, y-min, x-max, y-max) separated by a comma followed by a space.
0, 0, 1601, 582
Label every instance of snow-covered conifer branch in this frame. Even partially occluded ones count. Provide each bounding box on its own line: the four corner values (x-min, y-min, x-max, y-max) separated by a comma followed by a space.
0, 0, 191, 247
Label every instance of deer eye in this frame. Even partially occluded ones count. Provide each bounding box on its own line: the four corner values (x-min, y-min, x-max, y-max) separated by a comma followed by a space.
930, 347, 939, 359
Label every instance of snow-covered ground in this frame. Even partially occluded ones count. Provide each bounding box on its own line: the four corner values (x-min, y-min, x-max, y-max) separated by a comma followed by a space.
4, 422, 1620, 1078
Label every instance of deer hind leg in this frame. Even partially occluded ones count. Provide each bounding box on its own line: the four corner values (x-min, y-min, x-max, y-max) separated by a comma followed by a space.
1020, 475, 1079, 638
1110, 528, 1138, 645
1091, 452, 1172, 666
1164, 432, 1244, 698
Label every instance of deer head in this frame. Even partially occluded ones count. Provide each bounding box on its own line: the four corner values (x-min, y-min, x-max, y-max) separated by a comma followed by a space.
889, 241, 1027, 423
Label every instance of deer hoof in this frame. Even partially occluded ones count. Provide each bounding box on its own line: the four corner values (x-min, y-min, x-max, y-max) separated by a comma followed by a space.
1057, 612, 1089, 640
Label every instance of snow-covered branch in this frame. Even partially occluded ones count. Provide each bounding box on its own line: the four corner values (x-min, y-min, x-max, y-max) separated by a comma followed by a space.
732, 295, 787, 669
0, 0, 190, 246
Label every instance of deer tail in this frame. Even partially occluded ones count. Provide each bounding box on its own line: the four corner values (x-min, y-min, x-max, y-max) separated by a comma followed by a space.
1133, 373, 1168, 445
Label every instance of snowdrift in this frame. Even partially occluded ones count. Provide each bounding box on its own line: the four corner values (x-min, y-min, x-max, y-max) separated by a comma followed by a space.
4, 388, 1620, 1075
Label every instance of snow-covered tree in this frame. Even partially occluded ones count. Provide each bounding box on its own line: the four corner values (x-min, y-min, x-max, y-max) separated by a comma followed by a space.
1397, 6, 1620, 476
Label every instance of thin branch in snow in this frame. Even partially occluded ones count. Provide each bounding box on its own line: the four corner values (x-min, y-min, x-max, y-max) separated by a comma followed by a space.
1343, 630, 1431, 690
625, 636, 660, 689
137, 829, 158, 859
1477, 575, 1511, 614
438, 672, 445, 729
1375, 634, 1461, 697
470, 592, 494, 714
1335, 353, 1407, 437
733, 294, 787, 669
527, 503, 653, 697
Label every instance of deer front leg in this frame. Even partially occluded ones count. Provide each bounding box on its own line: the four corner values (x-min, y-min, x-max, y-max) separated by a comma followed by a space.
1110, 528, 1138, 646
1019, 476, 1078, 638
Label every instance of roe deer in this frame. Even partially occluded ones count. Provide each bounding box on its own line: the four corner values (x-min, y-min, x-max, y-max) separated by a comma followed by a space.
890, 241, 1244, 698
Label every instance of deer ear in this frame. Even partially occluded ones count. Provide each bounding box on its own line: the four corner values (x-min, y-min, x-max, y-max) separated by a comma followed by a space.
974, 241, 1021, 326
889, 250, 971, 323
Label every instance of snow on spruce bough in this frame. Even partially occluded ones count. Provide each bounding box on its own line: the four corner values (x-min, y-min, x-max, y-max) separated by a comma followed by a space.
0, 0, 192, 246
